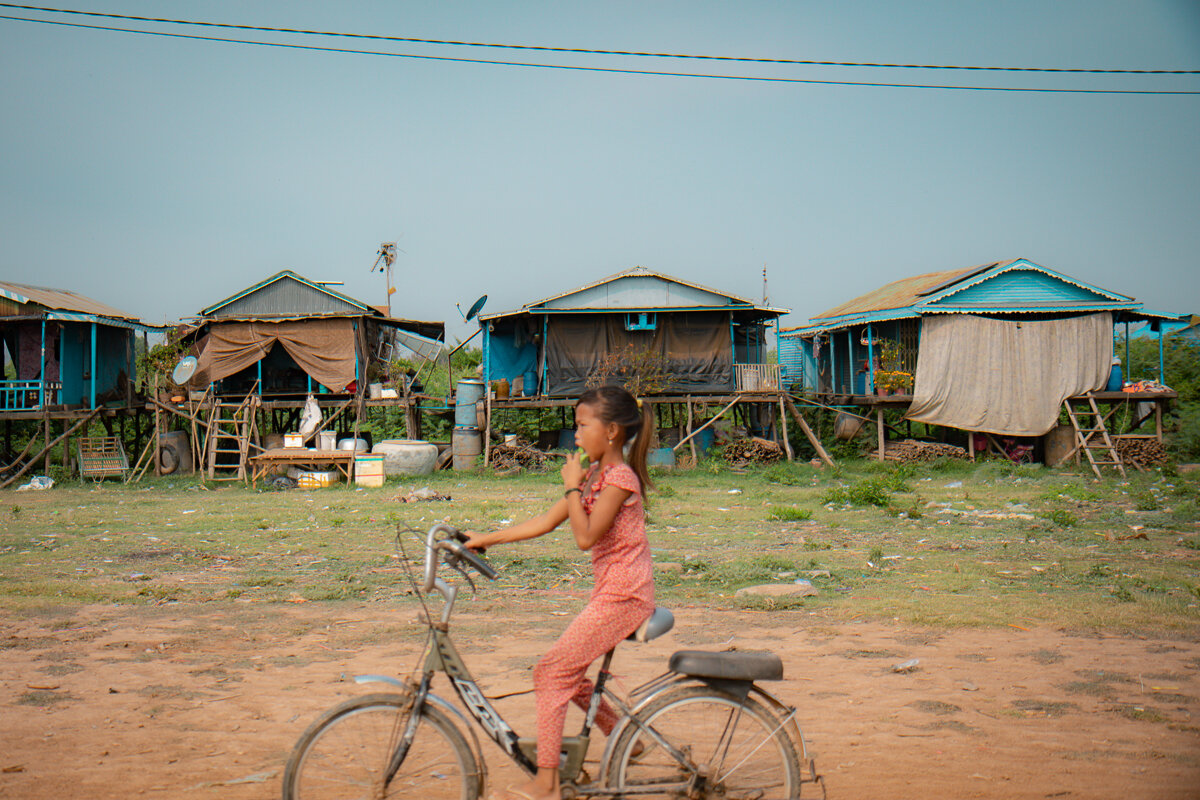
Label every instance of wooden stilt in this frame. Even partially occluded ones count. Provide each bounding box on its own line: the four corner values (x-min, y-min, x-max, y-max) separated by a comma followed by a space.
876, 408, 885, 461
777, 395, 793, 461
686, 397, 697, 465
782, 396, 834, 467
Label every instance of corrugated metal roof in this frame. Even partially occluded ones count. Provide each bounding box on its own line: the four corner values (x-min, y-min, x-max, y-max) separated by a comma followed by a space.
0, 279, 140, 321
480, 265, 788, 320
810, 262, 1001, 320
785, 259, 1147, 335
200, 270, 375, 317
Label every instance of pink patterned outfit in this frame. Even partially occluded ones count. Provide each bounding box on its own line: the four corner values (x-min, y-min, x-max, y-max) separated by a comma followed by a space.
532, 462, 655, 770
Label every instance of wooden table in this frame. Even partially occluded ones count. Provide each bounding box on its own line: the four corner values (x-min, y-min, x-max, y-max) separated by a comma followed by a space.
249, 448, 356, 486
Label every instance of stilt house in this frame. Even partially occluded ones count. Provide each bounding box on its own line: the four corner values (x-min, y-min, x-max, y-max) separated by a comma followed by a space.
182, 270, 443, 398
0, 280, 157, 411
480, 266, 788, 397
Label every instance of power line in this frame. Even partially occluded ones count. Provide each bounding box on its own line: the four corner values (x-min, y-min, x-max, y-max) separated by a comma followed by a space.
2, 2, 1197, 75
3, 12, 1199, 95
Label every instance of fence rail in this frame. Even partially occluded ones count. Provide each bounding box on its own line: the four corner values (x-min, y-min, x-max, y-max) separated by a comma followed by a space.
734, 363, 781, 392
0, 380, 61, 411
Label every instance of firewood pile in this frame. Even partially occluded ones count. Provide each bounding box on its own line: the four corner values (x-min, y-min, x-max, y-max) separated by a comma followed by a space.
882, 439, 970, 462
489, 437, 551, 472
721, 437, 784, 466
1114, 437, 1167, 468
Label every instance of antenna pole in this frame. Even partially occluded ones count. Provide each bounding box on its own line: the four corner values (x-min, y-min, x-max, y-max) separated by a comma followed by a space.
762, 264, 768, 304
376, 242, 398, 316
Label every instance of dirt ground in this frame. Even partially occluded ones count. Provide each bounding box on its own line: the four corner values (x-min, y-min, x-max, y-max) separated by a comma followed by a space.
1, 592, 1198, 799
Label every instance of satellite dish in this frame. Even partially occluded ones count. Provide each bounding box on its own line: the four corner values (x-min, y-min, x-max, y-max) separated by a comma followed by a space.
464, 295, 487, 322
171, 356, 198, 385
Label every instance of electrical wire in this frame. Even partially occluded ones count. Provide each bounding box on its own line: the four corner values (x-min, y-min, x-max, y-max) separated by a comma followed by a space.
2, 2, 1197, 75
2, 11, 1198, 95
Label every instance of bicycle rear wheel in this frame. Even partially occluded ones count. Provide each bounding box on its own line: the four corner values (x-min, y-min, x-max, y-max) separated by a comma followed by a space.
606, 685, 802, 799
283, 692, 480, 800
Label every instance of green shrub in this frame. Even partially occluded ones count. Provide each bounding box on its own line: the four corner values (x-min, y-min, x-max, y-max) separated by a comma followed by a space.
769, 506, 813, 521
1040, 509, 1078, 528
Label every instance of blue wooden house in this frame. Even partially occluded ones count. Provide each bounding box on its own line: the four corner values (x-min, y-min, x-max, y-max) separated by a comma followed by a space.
779, 258, 1169, 396
479, 266, 788, 397
0, 280, 158, 411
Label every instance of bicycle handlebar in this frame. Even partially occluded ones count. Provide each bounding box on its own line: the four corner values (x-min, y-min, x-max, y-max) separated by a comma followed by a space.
422, 522, 498, 594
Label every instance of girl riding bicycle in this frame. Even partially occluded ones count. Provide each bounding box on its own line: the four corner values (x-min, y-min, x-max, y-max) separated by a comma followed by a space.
466, 385, 655, 800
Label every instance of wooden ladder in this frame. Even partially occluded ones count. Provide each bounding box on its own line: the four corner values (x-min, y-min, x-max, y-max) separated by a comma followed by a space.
203, 384, 261, 483
1063, 394, 1126, 479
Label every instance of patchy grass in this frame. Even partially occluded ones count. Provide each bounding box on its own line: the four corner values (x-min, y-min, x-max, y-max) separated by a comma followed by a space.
1, 462, 1198, 633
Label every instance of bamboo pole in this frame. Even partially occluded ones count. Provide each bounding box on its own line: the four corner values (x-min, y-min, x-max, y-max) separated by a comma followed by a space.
782, 396, 834, 467
777, 395, 793, 461
673, 395, 742, 452
1, 409, 101, 489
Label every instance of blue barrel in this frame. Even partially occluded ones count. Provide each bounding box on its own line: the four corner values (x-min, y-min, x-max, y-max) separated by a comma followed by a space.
455, 379, 485, 427
523, 369, 538, 397
647, 448, 676, 468
695, 428, 716, 453
1106, 364, 1123, 392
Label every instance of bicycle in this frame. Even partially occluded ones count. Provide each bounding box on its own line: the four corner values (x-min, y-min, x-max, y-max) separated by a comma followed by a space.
282, 522, 825, 799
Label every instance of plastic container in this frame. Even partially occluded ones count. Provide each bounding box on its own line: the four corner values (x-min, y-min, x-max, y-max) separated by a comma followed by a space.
283, 433, 304, 448
452, 427, 482, 471
647, 448, 676, 468
296, 470, 338, 489
1106, 363, 1123, 392
317, 431, 336, 451
354, 454, 386, 487
455, 379, 485, 427
523, 369, 539, 397
694, 428, 715, 453
373, 439, 438, 476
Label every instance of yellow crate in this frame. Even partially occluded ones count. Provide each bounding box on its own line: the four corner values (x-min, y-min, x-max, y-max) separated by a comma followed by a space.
355, 455, 385, 488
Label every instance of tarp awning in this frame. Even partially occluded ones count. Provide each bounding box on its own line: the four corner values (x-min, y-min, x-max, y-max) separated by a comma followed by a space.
189, 318, 356, 392
906, 312, 1112, 436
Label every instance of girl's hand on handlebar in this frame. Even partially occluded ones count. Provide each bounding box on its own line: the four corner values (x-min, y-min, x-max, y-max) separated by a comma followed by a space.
462, 531, 490, 553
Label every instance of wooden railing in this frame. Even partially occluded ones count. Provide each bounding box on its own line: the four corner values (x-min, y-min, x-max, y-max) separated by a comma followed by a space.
0, 380, 61, 411
734, 363, 781, 393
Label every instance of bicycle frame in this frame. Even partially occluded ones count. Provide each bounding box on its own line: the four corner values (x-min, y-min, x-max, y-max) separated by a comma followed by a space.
349, 522, 821, 799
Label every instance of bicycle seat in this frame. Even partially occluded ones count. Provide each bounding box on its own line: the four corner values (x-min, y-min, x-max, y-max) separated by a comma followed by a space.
628, 607, 674, 643
668, 649, 784, 681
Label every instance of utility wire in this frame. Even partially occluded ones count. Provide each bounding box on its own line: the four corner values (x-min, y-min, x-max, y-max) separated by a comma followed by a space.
3, 12, 1199, 95
1, 2, 1197, 75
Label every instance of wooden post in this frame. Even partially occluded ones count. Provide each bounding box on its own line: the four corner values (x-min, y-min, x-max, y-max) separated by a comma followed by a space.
483, 390, 491, 467
777, 395, 793, 461
62, 418, 70, 475
1155, 401, 1163, 440
43, 410, 51, 473
687, 397, 697, 465
968, 430, 975, 461
876, 408, 885, 461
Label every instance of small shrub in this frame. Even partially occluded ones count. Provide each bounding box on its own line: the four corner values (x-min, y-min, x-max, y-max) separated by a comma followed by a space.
867, 545, 884, 564
1040, 509, 1077, 528
769, 506, 813, 521
656, 484, 677, 498
761, 463, 805, 486
849, 479, 893, 507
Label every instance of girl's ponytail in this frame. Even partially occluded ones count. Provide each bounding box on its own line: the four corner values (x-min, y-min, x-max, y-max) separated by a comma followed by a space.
626, 398, 654, 494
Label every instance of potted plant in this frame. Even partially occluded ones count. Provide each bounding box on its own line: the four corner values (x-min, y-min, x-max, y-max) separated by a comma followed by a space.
873, 369, 892, 396
890, 371, 914, 395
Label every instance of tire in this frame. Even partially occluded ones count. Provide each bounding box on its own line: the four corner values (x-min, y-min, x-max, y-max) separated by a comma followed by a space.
282, 693, 480, 800
607, 685, 803, 799
157, 443, 179, 475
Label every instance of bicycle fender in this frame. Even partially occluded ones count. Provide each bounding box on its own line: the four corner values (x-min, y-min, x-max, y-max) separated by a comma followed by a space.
351, 675, 491, 792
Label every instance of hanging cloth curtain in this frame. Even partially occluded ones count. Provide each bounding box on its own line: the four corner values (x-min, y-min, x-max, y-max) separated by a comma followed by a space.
906, 312, 1112, 436
189, 318, 357, 392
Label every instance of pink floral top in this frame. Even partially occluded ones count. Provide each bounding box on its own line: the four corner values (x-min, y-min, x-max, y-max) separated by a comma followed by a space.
580, 463, 654, 604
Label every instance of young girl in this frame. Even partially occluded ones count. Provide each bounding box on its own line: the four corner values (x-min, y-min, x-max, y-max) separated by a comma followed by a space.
465, 385, 655, 800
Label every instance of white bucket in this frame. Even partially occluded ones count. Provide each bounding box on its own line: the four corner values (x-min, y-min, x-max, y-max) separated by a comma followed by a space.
317, 431, 336, 451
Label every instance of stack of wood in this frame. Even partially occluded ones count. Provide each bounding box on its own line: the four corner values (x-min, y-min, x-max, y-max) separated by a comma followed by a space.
721, 436, 784, 466
882, 439, 970, 463
1114, 436, 1167, 468
489, 437, 551, 473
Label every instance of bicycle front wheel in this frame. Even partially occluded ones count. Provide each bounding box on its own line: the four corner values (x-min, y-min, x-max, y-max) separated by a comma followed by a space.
607, 685, 802, 799
283, 692, 480, 800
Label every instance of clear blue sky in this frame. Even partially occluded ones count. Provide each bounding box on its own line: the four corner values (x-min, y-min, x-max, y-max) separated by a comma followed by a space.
2, 1, 1198, 343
